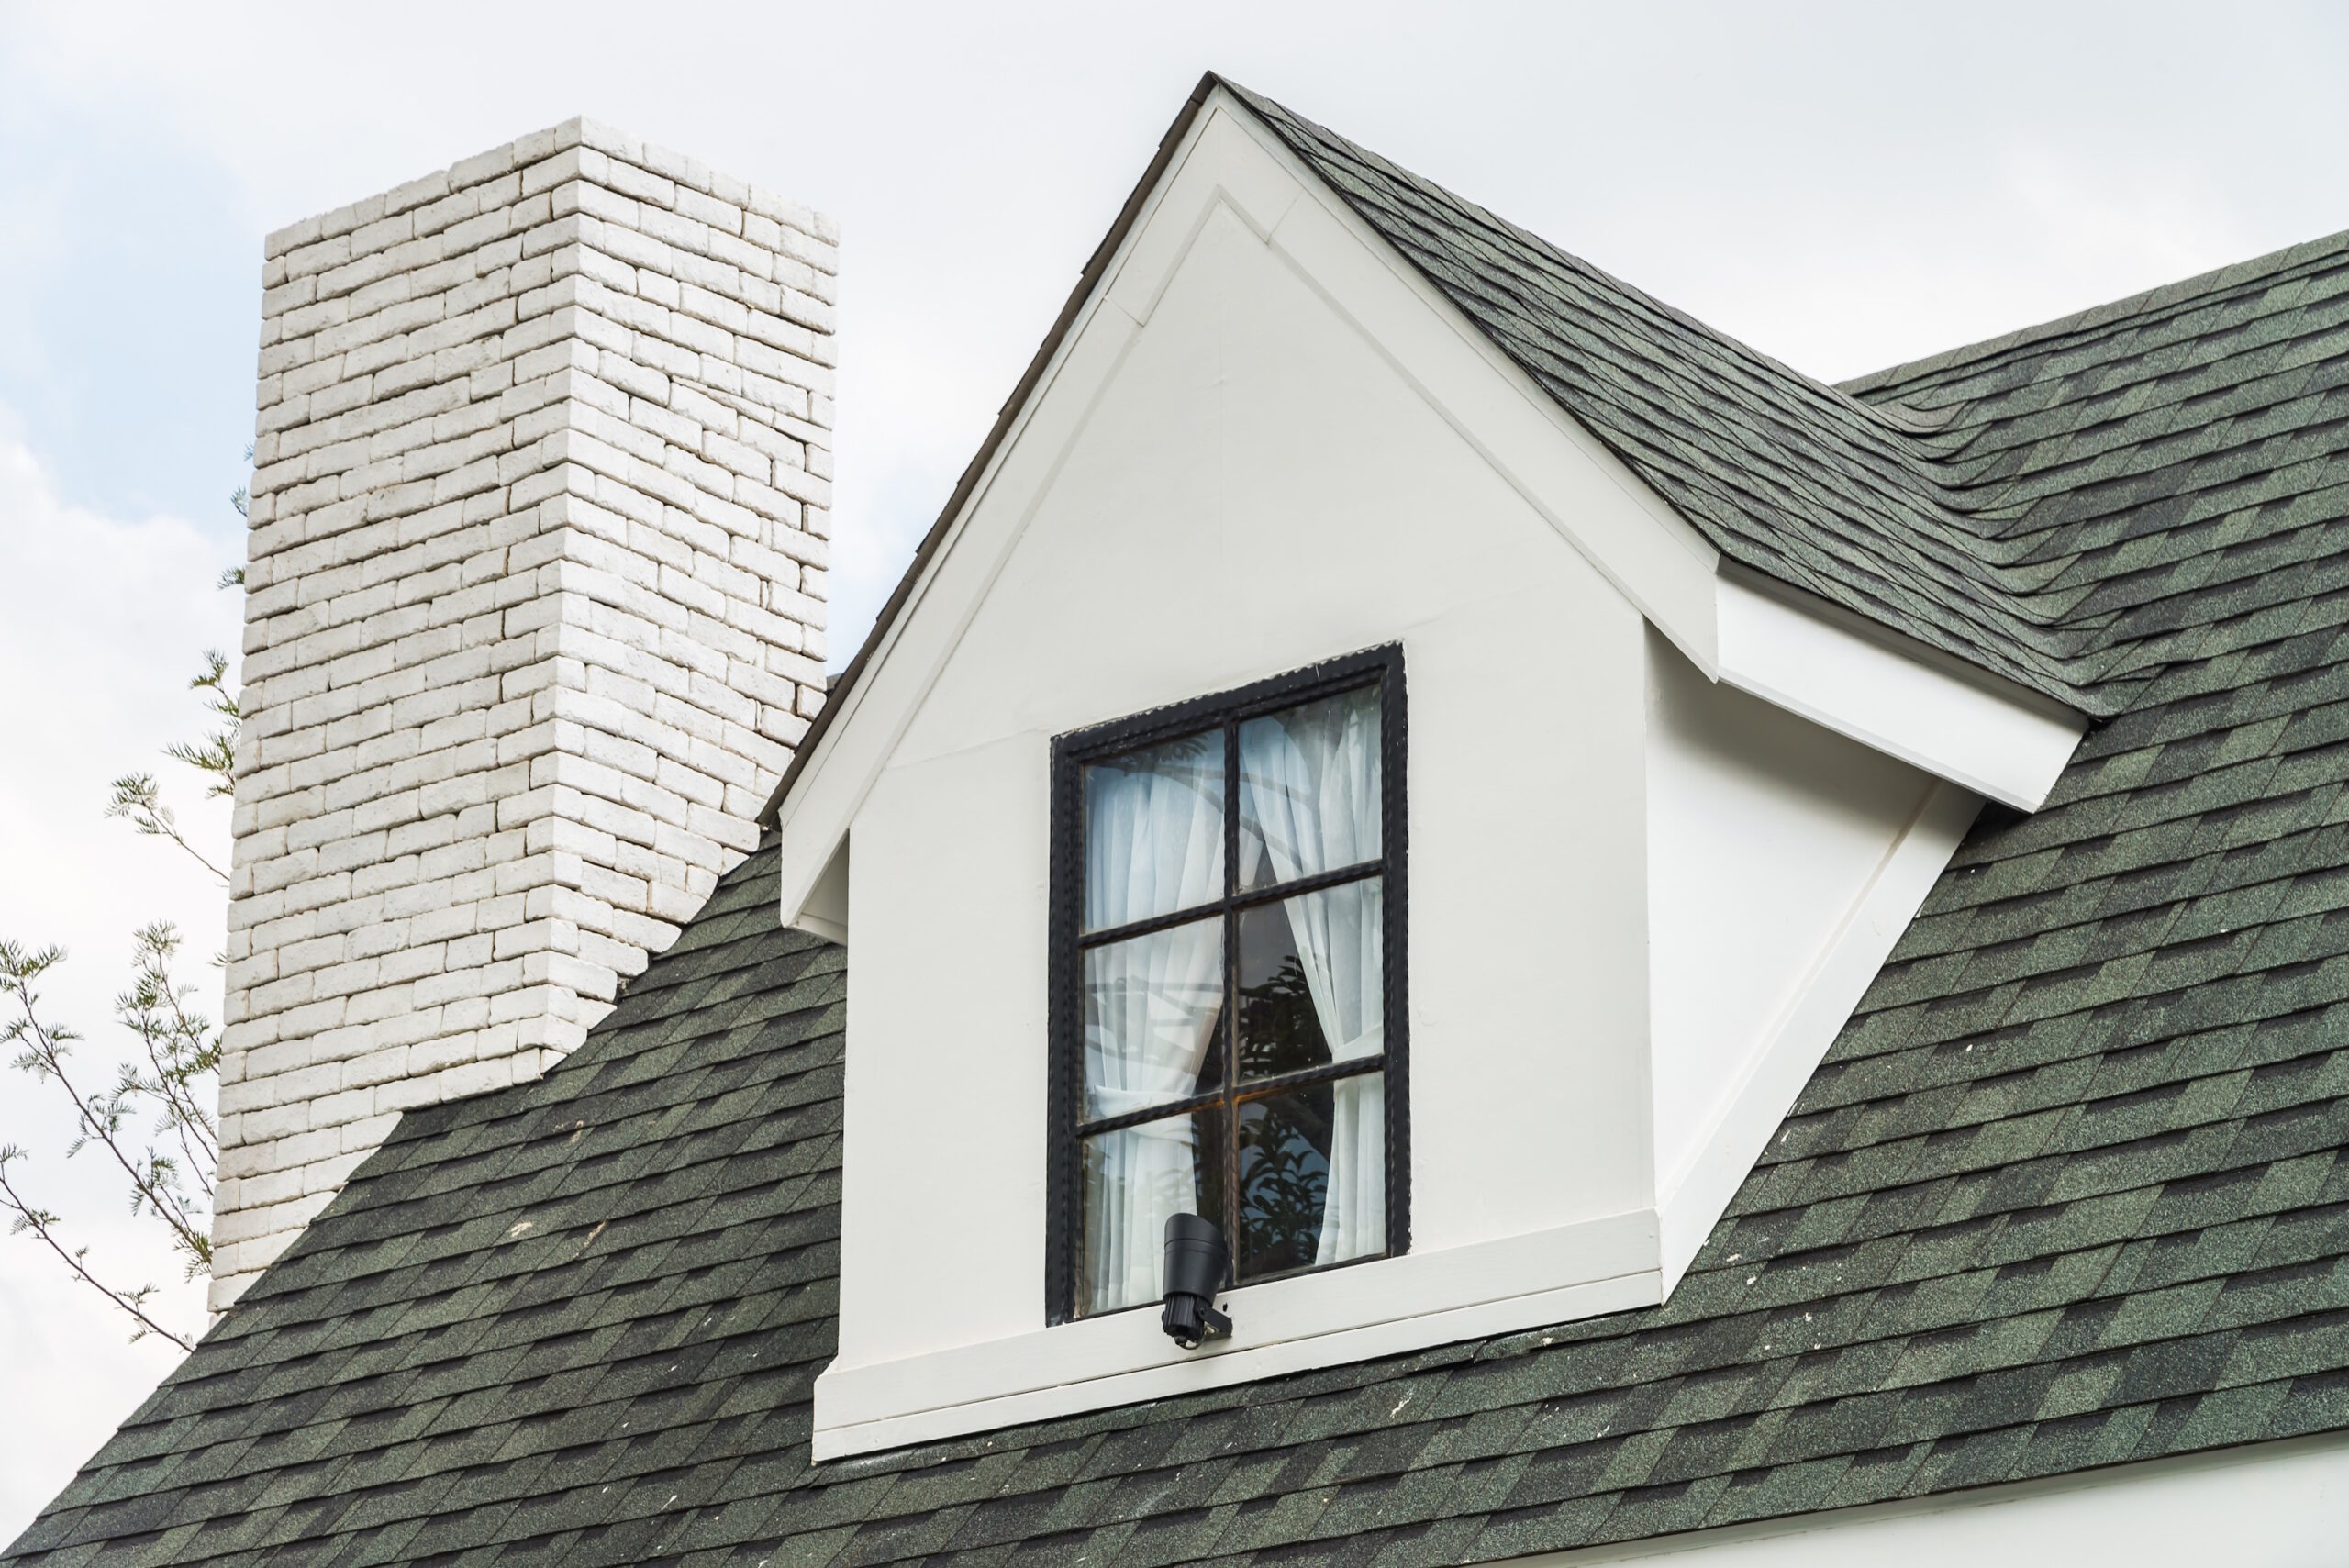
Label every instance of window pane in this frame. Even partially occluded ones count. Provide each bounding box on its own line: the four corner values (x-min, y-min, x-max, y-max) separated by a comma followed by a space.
1236, 1084, 1330, 1279
1238, 684, 1380, 893
1237, 1076, 1384, 1280
1080, 1105, 1225, 1315
1083, 730, 1225, 931
1084, 917, 1223, 1123
1236, 901, 1325, 1081
1238, 879, 1382, 1083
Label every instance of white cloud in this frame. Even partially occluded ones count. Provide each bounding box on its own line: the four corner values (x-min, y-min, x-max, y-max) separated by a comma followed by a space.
0, 427, 234, 1537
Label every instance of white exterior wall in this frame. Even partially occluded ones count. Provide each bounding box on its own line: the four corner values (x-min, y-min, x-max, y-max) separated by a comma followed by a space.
841, 195, 1655, 1362
1646, 642, 1932, 1179
821, 194, 1657, 1453
1643, 632, 1971, 1286
216, 119, 835, 1309
805, 97, 1981, 1457
1523, 1433, 2349, 1567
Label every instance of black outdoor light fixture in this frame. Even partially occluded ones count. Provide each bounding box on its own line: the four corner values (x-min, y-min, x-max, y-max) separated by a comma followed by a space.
1161, 1212, 1233, 1349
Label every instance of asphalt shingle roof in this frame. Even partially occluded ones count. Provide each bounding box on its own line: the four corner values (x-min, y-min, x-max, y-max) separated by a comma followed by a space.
1231, 83, 2349, 719
15, 83, 2349, 1568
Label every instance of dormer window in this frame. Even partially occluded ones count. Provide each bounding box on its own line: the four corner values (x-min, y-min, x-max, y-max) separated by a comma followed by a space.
1046, 648, 1409, 1322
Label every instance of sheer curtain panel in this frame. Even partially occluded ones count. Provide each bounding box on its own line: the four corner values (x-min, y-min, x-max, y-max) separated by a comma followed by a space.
1079, 737, 1224, 1312
1239, 687, 1386, 1264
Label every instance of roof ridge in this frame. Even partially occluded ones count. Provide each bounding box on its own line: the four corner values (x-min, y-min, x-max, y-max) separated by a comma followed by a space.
1216, 79, 1938, 456
1837, 224, 2349, 401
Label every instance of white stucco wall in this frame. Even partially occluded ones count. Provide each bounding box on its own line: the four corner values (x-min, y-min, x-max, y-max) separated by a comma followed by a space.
840, 195, 1653, 1370
1644, 634, 1936, 1205
806, 96, 1979, 1456
1526, 1435, 2349, 1567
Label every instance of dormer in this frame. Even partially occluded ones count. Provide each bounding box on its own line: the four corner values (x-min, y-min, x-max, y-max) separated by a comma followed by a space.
769, 79, 2087, 1459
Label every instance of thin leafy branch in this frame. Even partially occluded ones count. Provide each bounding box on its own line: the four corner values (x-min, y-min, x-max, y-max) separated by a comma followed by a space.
1, 463, 244, 1347
106, 771, 228, 885
0, 942, 212, 1347
112, 923, 221, 1209
2, 941, 214, 1273
0, 1147, 193, 1351
106, 651, 241, 883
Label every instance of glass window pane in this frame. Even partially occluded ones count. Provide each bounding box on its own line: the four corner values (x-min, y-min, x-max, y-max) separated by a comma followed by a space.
1084, 917, 1223, 1122
1238, 685, 1380, 893
1237, 901, 1327, 1080
1238, 879, 1382, 1082
1083, 730, 1225, 931
1236, 1083, 1330, 1280
1236, 1076, 1384, 1280
1080, 1105, 1225, 1315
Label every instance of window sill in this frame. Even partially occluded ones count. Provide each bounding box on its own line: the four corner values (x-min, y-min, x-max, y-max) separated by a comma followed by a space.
811, 1208, 1659, 1460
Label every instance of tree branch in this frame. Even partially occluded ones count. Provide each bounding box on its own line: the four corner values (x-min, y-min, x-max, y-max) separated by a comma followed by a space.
2, 942, 210, 1268
0, 1148, 193, 1351
104, 773, 228, 886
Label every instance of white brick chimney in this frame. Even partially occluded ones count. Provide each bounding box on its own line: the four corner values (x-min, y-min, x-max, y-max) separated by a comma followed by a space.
214, 120, 835, 1309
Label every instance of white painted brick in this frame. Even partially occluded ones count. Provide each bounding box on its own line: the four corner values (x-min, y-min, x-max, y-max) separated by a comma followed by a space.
215, 117, 834, 1314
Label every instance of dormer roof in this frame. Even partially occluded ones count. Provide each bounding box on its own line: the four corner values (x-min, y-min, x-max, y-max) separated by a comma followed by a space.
1227, 83, 2103, 714
766, 72, 2348, 849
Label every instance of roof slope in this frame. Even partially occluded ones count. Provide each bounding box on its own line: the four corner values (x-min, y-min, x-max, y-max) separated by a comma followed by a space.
1230, 85, 2349, 720
766, 72, 2147, 828
17, 465, 2349, 1564
18, 93, 2349, 1568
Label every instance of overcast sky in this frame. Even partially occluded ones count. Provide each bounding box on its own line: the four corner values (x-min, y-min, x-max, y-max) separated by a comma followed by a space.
3, 0, 2346, 1539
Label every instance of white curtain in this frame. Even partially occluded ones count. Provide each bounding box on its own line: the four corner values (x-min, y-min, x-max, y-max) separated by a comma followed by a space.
1239, 688, 1386, 1265
1080, 742, 1224, 1313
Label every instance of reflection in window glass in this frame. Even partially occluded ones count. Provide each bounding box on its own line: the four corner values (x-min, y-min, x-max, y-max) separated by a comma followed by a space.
1237, 901, 1327, 1082
1238, 881, 1382, 1084
1237, 1084, 1332, 1279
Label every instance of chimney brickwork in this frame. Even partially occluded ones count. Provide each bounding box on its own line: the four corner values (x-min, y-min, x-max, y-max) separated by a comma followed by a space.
215, 120, 835, 1309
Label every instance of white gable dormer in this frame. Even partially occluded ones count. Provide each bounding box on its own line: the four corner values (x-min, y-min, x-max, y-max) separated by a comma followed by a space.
779, 85, 2085, 1458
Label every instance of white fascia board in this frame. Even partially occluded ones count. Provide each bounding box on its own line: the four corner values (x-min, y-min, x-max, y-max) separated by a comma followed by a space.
773, 102, 1259, 927
774, 90, 1731, 925
1714, 573, 2086, 812
1655, 779, 1979, 1293
773, 84, 2081, 929
1515, 1431, 2349, 1566
1238, 99, 1723, 675
814, 1208, 1660, 1460
1241, 92, 2087, 814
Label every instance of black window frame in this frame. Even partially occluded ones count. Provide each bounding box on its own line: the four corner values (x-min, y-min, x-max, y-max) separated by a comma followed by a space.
1045, 644, 1410, 1325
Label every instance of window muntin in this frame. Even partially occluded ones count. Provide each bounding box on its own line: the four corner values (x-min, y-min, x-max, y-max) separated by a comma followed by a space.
1052, 651, 1406, 1322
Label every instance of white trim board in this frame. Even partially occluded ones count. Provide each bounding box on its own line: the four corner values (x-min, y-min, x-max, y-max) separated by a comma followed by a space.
814, 1210, 1662, 1460
1714, 574, 2084, 813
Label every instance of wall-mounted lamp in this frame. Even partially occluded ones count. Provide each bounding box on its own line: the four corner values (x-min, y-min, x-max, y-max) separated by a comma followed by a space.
1161, 1213, 1232, 1350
